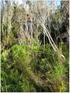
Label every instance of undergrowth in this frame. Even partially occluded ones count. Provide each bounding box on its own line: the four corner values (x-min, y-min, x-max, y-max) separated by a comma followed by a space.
1, 42, 69, 92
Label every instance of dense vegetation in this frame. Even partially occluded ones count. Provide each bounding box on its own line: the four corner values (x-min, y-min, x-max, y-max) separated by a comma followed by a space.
1, 0, 69, 92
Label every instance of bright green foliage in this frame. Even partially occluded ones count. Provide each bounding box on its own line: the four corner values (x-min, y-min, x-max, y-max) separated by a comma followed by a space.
1, 45, 36, 92
1, 43, 69, 92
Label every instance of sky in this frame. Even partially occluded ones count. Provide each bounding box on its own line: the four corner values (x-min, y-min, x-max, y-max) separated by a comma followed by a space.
0, 0, 61, 7
15, 0, 61, 6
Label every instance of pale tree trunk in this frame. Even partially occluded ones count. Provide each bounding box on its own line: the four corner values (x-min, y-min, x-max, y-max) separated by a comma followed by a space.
7, 4, 13, 35
1, 0, 4, 37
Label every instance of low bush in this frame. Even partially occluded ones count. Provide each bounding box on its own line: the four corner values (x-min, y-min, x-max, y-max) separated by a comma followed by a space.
1, 43, 69, 92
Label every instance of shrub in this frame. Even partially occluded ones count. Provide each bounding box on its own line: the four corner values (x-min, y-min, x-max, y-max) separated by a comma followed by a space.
1, 43, 69, 92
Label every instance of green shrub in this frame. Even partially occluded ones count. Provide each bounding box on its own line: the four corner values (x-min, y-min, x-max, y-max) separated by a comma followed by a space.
1, 45, 36, 92
1, 43, 69, 92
